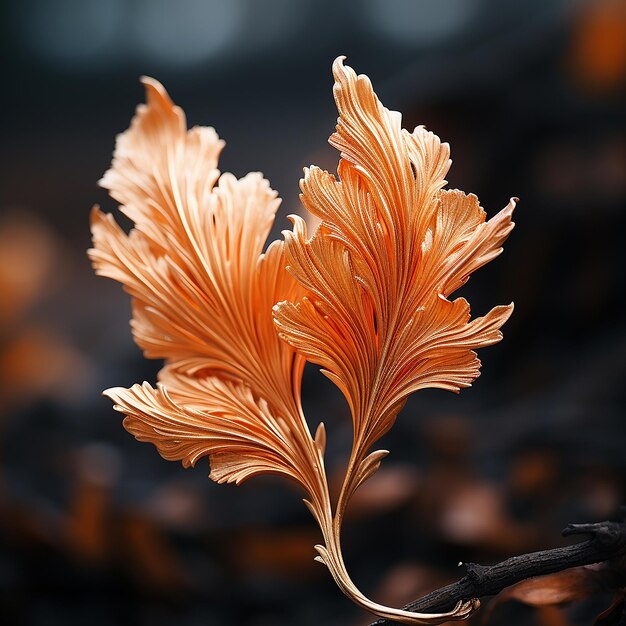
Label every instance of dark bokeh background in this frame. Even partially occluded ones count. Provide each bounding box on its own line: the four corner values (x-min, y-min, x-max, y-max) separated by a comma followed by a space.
1, 1, 625, 624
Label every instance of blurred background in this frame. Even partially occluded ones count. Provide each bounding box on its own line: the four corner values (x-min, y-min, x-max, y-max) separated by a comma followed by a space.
1, 0, 625, 624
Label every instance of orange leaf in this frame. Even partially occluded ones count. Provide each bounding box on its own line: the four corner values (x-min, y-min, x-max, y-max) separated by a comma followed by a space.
484, 566, 605, 624
274, 58, 515, 463
90, 79, 319, 492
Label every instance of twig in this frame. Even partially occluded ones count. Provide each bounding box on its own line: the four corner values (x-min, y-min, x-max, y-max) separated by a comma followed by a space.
370, 511, 626, 625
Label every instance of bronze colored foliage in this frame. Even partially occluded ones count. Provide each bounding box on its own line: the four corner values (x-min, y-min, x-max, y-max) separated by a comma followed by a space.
90, 58, 516, 623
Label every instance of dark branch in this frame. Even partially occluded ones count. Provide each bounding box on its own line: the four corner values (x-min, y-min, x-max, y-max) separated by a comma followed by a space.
370, 512, 626, 625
